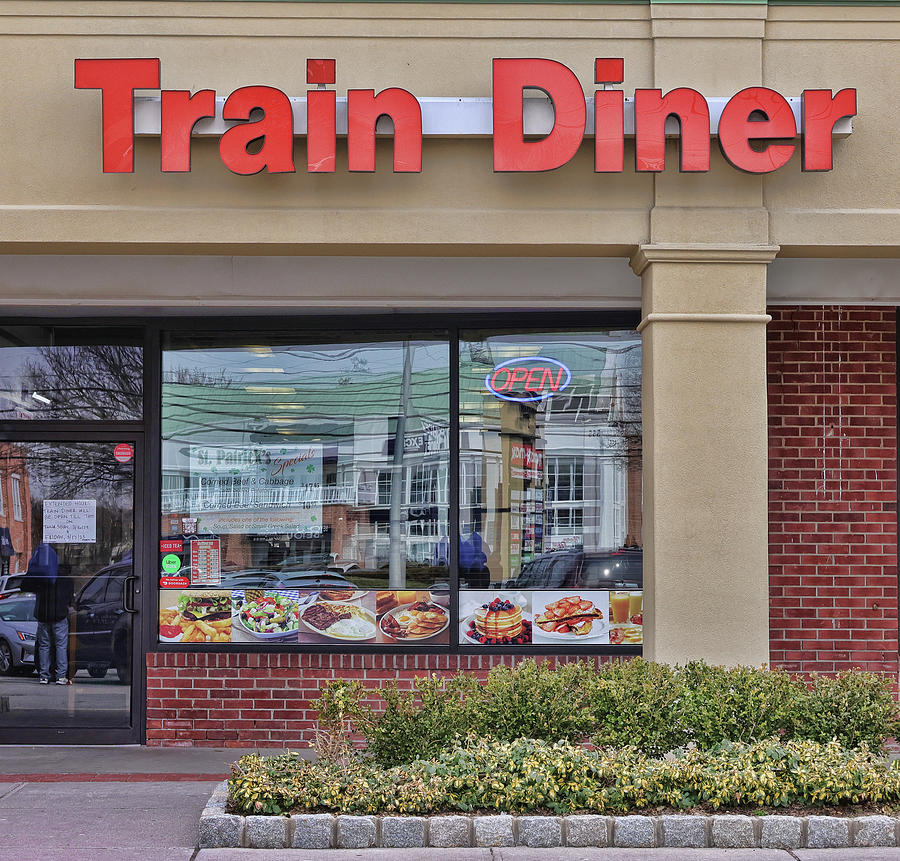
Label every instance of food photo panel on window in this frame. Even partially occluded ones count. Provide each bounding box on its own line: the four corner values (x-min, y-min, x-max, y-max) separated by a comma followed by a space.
158, 589, 232, 644
459, 590, 532, 646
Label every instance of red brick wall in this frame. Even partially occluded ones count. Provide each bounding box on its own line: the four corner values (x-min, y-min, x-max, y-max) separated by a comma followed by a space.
145, 652, 610, 747
768, 306, 898, 676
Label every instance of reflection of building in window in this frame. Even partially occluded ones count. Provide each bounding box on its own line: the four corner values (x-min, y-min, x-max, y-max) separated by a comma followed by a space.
547, 457, 584, 502
459, 334, 641, 584
548, 507, 584, 535
377, 471, 392, 507
408, 519, 441, 563
0, 445, 33, 578
10, 474, 22, 522
409, 463, 446, 506
543, 425, 627, 551
460, 459, 483, 508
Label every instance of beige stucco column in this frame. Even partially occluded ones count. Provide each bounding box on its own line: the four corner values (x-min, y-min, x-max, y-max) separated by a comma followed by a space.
632, 244, 777, 666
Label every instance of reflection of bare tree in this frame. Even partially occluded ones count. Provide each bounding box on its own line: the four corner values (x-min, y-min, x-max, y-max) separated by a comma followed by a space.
25, 444, 133, 503
24, 345, 142, 420
163, 367, 233, 387
24, 444, 134, 576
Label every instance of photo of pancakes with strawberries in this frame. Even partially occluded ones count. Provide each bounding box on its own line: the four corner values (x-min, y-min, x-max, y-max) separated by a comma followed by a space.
459, 591, 532, 646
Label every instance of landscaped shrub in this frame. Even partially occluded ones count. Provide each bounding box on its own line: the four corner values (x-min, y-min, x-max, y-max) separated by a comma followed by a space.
360, 672, 478, 767
794, 671, 900, 750
314, 659, 900, 766
228, 736, 900, 816
318, 661, 597, 766
587, 659, 801, 755
584, 658, 684, 755
464, 660, 596, 745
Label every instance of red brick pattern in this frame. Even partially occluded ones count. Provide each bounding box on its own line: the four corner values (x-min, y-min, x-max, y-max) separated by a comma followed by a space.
768, 306, 898, 675
145, 652, 610, 747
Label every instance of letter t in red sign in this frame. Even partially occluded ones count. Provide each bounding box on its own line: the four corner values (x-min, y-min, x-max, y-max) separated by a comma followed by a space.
74, 58, 161, 173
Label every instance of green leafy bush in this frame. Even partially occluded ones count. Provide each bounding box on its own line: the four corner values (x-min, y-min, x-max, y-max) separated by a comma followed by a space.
587, 659, 802, 755
228, 736, 900, 816
364, 673, 479, 766
323, 661, 597, 766
464, 660, 596, 745
794, 671, 900, 749
315, 659, 900, 766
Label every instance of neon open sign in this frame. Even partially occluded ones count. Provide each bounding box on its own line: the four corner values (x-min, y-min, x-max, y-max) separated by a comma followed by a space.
485, 357, 572, 403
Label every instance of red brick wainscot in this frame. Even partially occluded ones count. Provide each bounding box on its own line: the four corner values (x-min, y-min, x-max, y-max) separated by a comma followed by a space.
768, 306, 898, 676
146, 653, 611, 747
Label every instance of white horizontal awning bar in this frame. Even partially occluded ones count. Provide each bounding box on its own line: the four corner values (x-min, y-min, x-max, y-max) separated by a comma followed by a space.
133, 96, 852, 139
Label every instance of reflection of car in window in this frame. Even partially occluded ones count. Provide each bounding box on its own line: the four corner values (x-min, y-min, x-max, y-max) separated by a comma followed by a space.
0, 592, 37, 674
72, 561, 133, 684
505, 549, 642, 592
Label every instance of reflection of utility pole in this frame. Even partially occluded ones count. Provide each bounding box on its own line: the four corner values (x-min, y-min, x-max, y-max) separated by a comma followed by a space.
389, 343, 414, 589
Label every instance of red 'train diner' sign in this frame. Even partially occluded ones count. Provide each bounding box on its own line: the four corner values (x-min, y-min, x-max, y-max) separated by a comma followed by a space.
73, 57, 856, 176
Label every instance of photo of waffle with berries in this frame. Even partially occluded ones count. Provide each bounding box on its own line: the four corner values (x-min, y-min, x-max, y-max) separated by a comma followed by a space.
458, 591, 532, 645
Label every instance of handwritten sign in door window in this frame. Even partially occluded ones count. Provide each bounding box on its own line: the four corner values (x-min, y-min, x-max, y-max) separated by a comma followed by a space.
43, 499, 97, 544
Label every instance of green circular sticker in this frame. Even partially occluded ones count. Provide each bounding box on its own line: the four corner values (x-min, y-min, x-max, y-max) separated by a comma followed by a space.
161, 553, 181, 574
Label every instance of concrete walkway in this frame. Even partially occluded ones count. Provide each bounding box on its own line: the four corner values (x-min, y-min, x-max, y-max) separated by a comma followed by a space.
0, 744, 301, 778
1, 746, 900, 860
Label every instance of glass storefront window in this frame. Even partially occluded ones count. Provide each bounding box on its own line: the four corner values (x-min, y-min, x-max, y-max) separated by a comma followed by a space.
0, 326, 143, 421
457, 329, 642, 648
158, 323, 642, 651
160, 332, 451, 646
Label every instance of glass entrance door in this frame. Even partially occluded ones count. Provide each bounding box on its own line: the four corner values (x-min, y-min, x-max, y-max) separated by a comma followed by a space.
0, 438, 142, 743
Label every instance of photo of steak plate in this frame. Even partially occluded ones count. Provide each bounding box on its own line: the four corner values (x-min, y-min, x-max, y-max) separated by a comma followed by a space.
302, 603, 351, 631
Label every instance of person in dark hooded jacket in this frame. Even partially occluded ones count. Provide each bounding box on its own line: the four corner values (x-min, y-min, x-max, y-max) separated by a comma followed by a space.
21, 543, 74, 685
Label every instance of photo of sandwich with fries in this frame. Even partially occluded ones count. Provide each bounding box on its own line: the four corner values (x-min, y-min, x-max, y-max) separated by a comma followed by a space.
159, 589, 232, 643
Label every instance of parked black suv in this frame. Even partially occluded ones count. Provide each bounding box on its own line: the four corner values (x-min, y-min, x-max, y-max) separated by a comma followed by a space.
505, 548, 642, 591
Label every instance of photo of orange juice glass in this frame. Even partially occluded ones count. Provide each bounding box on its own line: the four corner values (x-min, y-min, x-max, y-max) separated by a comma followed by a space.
609, 591, 630, 624
629, 592, 643, 619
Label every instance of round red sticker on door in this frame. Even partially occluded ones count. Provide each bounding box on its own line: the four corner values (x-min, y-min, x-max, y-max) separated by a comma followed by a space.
114, 443, 134, 463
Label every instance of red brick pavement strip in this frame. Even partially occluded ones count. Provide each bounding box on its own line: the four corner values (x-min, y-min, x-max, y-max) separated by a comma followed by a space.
0, 772, 228, 782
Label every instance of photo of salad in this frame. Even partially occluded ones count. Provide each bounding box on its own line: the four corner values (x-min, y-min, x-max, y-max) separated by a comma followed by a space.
235, 592, 300, 639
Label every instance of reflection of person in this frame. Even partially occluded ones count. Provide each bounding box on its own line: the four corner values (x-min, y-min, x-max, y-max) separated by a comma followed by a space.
459, 532, 490, 589
22, 543, 74, 685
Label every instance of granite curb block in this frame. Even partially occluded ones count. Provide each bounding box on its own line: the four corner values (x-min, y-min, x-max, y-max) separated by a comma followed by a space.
199, 788, 900, 849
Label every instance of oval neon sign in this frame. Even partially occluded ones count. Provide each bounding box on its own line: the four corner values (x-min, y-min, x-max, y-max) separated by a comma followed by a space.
485, 356, 572, 403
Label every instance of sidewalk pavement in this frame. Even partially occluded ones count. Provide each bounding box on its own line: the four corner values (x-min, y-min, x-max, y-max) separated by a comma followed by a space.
3, 746, 900, 860
0, 743, 306, 780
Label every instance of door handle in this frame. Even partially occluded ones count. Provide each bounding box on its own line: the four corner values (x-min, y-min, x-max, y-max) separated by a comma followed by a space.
123, 575, 138, 613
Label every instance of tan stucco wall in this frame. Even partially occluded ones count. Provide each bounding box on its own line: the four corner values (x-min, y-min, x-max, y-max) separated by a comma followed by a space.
0, 2, 897, 259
